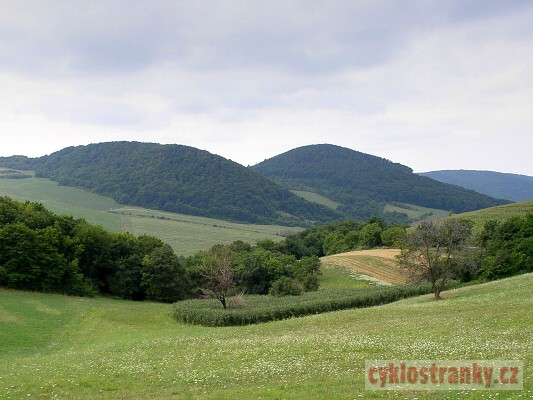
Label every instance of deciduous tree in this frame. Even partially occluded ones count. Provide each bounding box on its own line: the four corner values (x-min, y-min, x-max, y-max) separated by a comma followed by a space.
201, 244, 236, 309
397, 219, 476, 299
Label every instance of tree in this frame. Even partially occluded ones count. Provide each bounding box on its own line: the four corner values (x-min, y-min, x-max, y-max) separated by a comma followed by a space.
201, 244, 236, 309
141, 245, 190, 302
397, 219, 476, 299
477, 214, 533, 280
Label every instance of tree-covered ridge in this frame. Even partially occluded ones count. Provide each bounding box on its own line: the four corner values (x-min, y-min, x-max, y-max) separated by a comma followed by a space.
419, 170, 533, 202
252, 144, 509, 221
0, 142, 342, 226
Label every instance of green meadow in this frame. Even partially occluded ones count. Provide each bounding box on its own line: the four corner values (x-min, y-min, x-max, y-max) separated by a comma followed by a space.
1, 273, 531, 399
0, 178, 301, 255
452, 200, 533, 234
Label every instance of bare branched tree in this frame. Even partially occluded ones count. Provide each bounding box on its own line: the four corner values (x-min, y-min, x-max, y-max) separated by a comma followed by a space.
397, 219, 477, 299
201, 244, 236, 309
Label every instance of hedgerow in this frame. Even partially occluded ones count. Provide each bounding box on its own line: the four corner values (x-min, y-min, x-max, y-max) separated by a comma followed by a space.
172, 284, 434, 327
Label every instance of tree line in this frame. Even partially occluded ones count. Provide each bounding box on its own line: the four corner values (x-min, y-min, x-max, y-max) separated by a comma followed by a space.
1, 196, 530, 303
0, 196, 401, 302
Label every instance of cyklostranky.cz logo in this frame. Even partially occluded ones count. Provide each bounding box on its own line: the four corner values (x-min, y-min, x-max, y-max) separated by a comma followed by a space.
365, 360, 523, 391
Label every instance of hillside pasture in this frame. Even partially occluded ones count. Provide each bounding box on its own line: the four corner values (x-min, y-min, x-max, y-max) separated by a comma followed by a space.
452, 200, 533, 234
291, 190, 341, 209
116, 206, 302, 255
321, 249, 406, 285
0, 178, 302, 255
1, 274, 531, 399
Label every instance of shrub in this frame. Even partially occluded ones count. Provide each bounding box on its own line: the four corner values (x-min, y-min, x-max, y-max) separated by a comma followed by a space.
302, 274, 319, 291
269, 276, 304, 296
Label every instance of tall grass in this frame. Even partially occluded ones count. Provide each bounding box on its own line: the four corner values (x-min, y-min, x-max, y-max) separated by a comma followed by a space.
172, 285, 434, 326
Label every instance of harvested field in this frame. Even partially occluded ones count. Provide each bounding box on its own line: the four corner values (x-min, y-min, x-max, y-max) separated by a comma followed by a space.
321, 248, 407, 285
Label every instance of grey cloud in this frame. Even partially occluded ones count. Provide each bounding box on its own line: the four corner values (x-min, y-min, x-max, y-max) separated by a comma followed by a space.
3, 0, 529, 79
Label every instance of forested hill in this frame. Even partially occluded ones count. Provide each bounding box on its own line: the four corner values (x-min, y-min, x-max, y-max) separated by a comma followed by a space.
252, 144, 509, 220
419, 170, 533, 202
0, 142, 342, 225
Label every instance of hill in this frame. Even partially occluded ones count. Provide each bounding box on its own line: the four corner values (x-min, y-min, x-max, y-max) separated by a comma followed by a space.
252, 144, 509, 222
452, 199, 533, 235
1, 274, 530, 398
419, 169, 533, 202
0, 142, 342, 226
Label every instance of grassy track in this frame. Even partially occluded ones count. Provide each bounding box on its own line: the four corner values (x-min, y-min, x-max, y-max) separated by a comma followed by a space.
321, 249, 406, 285
0, 178, 302, 255
1, 274, 531, 399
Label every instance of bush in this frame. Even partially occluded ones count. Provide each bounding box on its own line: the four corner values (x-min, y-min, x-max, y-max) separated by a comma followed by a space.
269, 276, 304, 296
302, 274, 319, 291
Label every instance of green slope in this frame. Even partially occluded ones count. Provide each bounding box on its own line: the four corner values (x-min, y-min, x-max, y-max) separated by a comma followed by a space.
253, 144, 509, 222
1, 274, 531, 399
453, 199, 533, 234
0, 142, 342, 226
0, 178, 302, 255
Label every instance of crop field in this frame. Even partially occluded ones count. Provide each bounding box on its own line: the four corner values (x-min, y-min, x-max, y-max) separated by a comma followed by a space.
0, 178, 302, 255
321, 249, 407, 285
1, 273, 531, 399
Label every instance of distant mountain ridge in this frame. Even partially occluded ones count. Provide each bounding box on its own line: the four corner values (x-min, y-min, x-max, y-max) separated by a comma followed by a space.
419, 170, 533, 202
0, 142, 342, 226
0, 142, 511, 226
252, 144, 509, 221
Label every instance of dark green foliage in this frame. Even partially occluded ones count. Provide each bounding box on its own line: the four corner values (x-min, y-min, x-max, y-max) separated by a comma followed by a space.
187, 242, 322, 297
420, 170, 533, 202
0, 196, 191, 300
359, 222, 383, 248
11, 141, 342, 225
253, 144, 509, 221
0, 155, 37, 170
172, 285, 434, 326
268, 276, 304, 296
381, 226, 406, 247
281, 218, 400, 258
477, 214, 533, 279
141, 245, 190, 302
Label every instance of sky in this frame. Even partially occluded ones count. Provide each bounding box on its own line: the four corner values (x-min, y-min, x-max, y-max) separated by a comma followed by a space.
1, 0, 532, 175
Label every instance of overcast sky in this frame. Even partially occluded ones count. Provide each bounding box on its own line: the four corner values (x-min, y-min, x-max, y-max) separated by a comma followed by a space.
1, 1, 532, 175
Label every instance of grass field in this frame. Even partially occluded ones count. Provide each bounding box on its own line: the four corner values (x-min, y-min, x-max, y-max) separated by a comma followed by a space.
291, 190, 341, 210
0, 177, 121, 231
1, 274, 531, 399
452, 200, 533, 235
0, 178, 302, 255
321, 249, 406, 285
